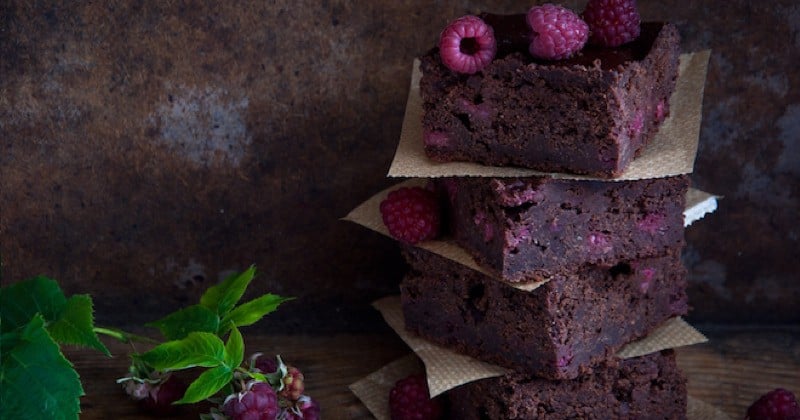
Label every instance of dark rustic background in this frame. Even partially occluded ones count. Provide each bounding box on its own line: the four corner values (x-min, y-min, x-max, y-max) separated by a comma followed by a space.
1, 1, 798, 332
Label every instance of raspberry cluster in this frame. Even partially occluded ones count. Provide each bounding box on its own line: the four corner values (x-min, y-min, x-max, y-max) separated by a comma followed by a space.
437, 0, 642, 72
205, 354, 319, 420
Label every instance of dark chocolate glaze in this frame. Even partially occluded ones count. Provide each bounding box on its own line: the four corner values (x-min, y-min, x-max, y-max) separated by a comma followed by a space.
478, 13, 532, 57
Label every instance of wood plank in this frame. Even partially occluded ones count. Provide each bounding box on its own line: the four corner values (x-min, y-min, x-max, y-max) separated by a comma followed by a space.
67, 333, 408, 420
60, 326, 799, 419
678, 325, 800, 419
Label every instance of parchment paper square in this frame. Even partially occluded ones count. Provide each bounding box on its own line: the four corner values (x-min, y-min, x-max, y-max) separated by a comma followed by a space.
389, 51, 711, 181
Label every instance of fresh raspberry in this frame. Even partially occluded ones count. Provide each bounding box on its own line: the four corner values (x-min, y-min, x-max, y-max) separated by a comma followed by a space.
139, 375, 187, 416
223, 380, 280, 420
389, 374, 443, 420
438, 15, 497, 74
283, 395, 321, 420
380, 187, 441, 244
746, 388, 800, 420
582, 0, 641, 47
253, 353, 278, 375
526, 4, 589, 60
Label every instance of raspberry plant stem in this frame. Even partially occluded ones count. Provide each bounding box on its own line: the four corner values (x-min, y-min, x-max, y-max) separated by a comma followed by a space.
94, 326, 159, 345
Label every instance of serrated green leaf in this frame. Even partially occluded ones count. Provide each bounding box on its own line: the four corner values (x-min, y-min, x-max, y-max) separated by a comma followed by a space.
47, 295, 110, 356
0, 277, 66, 333
147, 304, 220, 340
199, 266, 256, 316
175, 365, 233, 404
219, 294, 292, 334
224, 325, 244, 369
136, 332, 226, 371
0, 315, 83, 420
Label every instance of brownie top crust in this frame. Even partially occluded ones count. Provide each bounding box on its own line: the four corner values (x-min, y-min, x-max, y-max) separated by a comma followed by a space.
418, 20, 681, 177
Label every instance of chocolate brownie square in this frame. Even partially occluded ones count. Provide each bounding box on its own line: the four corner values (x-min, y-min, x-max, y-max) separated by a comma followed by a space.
420, 21, 680, 177
435, 175, 689, 283
447, 350, 687, 419
400, 246, 688, 380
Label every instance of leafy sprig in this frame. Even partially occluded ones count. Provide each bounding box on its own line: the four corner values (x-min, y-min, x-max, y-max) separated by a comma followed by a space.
126, 266, 291, 405
0, 266, 292, 419
147, 267, 291, 340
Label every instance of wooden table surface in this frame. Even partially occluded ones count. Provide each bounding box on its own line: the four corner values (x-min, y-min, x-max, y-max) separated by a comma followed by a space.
66, 325, 800, 419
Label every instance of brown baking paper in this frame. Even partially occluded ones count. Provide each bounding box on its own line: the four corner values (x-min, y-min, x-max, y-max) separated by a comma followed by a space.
350, 353, 731, 420
343, 178, 719, 291
372, 295, 707, 397
348, 354, 424, 420
388, 50, 711, 181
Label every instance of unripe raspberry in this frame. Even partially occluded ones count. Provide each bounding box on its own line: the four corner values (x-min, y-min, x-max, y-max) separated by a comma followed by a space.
280, 366, 305, 402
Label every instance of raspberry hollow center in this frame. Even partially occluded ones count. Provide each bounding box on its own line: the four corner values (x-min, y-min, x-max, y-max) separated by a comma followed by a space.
460, 37, 480, 55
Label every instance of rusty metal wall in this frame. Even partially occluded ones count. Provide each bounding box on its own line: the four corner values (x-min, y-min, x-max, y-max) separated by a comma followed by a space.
1, 1, 797, 330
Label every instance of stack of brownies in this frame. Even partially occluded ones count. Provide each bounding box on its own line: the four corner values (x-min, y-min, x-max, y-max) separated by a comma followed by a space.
391, 11, 695, 419
346, 4, 715, 417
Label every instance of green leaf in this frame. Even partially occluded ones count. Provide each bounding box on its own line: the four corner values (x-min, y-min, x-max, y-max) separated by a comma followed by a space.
200, 266, 256, 316
0, 277, 66, 333
175, 365, 233, 404
136, 332, 226, 371
224, 325, 244, 369
147, 304, 220, 341
219, 294, 292, 334
47, 295, 110, 356
0, 315, 83, 420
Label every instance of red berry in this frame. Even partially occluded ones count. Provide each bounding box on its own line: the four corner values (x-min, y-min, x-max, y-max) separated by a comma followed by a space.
438, 15, 497, 74
223, 381, 280, 420
139, 375, 188, 416
254, 354, 278, 374
389, 374, 443, 420
582, 0, 641, 47
746, 388, 800, 420
380, 187, 441, 244
283, 396, 321, 420
526, 4, 589, 60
